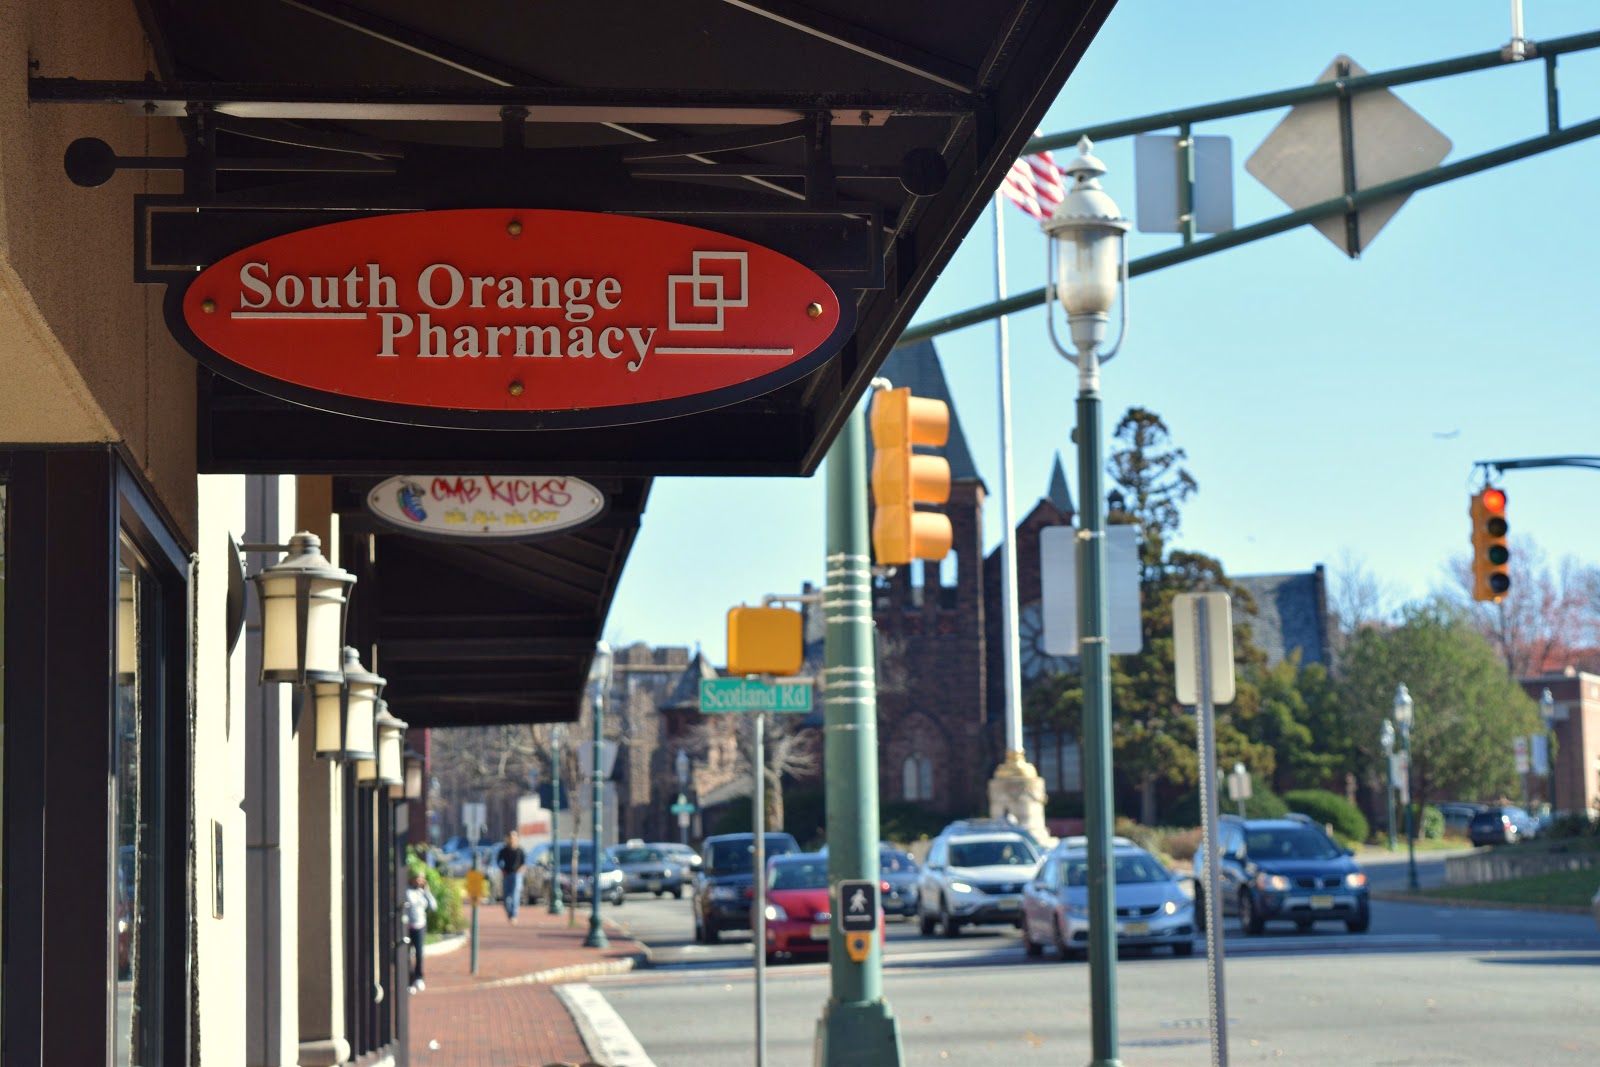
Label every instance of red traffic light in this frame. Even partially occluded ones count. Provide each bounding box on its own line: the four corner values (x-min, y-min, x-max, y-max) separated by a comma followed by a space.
1482, 487, 1506, 514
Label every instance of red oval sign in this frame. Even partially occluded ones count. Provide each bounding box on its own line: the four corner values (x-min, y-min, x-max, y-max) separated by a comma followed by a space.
175, 210, 848, 428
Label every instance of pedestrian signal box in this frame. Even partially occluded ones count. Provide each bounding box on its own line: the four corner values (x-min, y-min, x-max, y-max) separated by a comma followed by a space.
869, 387, 953, 565
1470, 488, 1510, 602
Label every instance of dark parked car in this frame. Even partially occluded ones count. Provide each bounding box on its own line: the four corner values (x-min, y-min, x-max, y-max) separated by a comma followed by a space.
692, 832, 800, 943
609, 843, 687, 898
1436, 802, 1487, 837
1468, 806, 1539, 846
1193, 815, 1369, 935
878, 845, 920, 917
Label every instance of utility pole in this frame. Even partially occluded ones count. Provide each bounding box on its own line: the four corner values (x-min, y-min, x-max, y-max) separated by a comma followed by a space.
813, 402, 903, 1067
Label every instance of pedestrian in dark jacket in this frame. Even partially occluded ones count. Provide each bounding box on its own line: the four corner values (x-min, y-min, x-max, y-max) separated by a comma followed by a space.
497, 831, 527, 923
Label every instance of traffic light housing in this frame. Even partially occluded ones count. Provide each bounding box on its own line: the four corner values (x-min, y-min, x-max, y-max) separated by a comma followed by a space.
869, 387, 953, 565
727, 605, 803, 676
1470, 487, 1510, 602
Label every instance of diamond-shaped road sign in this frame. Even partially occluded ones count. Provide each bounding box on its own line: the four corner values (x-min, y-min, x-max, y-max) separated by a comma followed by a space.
1246, 55, 1451, 256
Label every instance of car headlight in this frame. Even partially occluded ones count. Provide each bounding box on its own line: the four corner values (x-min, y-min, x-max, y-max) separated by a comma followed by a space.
948, 881, 975, 894
1163, 899, 1183, 915
1255, 873, 1290, 892
711, 886, 740, 901
764, 904, 788, 922
1344, 872, 1367, 889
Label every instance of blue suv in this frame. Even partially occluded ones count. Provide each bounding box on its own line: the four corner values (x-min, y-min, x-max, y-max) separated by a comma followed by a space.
1193, 815, 1369, 935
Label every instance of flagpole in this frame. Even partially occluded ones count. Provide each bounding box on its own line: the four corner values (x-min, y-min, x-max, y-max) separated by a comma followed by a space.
987, 190, 1047, 842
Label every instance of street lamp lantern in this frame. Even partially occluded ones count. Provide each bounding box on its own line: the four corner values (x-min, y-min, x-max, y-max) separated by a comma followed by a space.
1039, 134, 1130, 1067
1393, 684, 1418, 890
1042, 137, 1131, 361
310, 646, 384, 762
675, 748, 690, 787
249, 532, 356, 687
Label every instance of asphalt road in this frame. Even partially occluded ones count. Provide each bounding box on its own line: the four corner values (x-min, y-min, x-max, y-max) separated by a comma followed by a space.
587, 875, 1600, 1066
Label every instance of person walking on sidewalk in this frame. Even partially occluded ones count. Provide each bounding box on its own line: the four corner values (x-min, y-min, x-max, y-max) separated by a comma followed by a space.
497, 830, 527, 923
405, 873, 436, 993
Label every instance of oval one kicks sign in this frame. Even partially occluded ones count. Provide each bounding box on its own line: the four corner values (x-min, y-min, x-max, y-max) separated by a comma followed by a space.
173, 209, 850, 429
366, 475, 605, 541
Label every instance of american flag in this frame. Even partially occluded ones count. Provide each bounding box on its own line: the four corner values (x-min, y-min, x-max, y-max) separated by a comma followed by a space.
999, 133, 1065, 221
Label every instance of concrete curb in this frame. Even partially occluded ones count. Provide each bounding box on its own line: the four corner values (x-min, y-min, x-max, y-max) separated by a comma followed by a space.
1371, 890, 1590, 914
556, 982, 659, 1067
423, 933, 467, 956
476, 952, 648, 990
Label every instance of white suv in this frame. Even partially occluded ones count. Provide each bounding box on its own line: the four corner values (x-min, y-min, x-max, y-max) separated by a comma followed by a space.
916, 821, 1041, 937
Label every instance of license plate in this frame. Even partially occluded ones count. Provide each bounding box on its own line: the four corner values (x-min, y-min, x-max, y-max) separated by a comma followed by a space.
1310, 895, 1334, 909
1122, 922, 1150, 937
809, 924, 830, 940
996, 898, 1019, 910
646, 881, 661, 891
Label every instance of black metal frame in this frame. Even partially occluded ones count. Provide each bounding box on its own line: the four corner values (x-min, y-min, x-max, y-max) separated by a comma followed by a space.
1, 448, 193, 1067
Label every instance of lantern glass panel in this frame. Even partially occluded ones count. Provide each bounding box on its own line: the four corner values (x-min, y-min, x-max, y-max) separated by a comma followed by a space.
354, 757, 378, 786
257, 575, 302, 677
1057, 229, 1120, 317
302, 578, 347, 676
312, 678, 344, 755
377, 725, 403, 786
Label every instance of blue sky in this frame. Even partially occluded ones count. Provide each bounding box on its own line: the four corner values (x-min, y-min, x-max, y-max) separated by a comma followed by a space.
608, 1, 1600, 662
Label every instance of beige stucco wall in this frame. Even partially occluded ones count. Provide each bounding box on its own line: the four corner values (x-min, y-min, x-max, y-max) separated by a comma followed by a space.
194, 474, 251, 1065
0, 0, 196, 541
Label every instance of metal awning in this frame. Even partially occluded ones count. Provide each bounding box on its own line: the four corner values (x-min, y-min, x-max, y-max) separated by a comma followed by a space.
33, 0, 1116, 723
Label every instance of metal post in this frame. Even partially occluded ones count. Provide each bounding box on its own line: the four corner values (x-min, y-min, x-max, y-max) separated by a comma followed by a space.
993, 193, 1026, 765
585, 678, 609, 948
550, 729, 564, 915
1385, 765, 1396, 852
1194, 598, 1228, 1067
1077, 348, 1121, 1067
814, 401, 904, 1067
1403, 726, 1418, 891
753, 709, 768, 1067
470, 898, 480, 975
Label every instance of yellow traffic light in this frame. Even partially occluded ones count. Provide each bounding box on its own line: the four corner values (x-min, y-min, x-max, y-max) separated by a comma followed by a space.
1470, 487, 1510, 602
868, 387, 953, 565
727, 606, 803, 676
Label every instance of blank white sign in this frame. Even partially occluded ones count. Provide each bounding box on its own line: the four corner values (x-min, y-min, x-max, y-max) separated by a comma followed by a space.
1172, 592, 1235, 706
1040, 525, 1142, 656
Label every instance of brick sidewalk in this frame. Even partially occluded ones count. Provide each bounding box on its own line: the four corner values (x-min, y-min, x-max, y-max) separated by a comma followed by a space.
408, 900, 646, 1067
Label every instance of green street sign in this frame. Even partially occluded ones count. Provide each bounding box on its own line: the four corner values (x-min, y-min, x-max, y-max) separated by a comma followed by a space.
670, 801, 696, 815
698, 677, 814, 714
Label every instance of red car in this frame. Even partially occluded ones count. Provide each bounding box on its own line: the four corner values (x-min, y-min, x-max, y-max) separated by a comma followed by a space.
761, 853, 885, 964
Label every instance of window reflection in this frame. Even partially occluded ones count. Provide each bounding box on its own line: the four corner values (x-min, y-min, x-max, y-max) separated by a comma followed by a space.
114, 536, 162, 1067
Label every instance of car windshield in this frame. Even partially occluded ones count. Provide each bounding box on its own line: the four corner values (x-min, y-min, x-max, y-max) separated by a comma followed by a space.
1246, 828, 1342, 860
949, 838, 1036, 867
1113, 852, 1171, 884
555, 843, 595, 865
708, 835, 796, 872
880, 849, 916, 873
770, 859, 829, 890
614, 848, 661, 864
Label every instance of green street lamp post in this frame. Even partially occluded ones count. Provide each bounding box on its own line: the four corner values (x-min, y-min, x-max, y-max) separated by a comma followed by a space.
1042, 136, 1130, 1067
1394, 684, 1418, 891
1380, 719, 1396, 852
1541, 688, 1556, 813
584, 642, 613, 949
549, 726, 564, 915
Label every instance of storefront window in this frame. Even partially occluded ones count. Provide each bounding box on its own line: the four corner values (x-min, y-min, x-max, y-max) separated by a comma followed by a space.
115, 536, 165, 1067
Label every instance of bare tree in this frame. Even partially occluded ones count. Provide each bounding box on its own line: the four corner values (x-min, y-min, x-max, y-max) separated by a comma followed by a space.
1446, 538, 1599, 676
1327, 549, 1398, 641
685, 713, 820, 831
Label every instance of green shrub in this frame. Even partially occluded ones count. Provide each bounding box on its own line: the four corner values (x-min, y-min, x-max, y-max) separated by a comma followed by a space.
1111, 818, 1199, 867
1545, 812, 1600, 839
1407, 803, 1444, 840
1283, 789, 1370, 846
1165, 775, 1287, 826
407, 846, 464, 936
879, 801, 955, 845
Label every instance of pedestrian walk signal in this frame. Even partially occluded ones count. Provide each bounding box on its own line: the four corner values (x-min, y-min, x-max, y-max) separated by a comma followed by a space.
1470, 487, 1510, 602
869, 387, 952, 565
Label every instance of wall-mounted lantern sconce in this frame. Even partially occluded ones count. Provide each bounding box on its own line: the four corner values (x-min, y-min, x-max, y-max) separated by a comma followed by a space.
357, 701, 407, 788
243, 532, 356, 687
388, 749, 424, 803
311, 647, 385, 762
